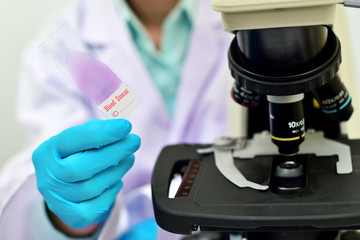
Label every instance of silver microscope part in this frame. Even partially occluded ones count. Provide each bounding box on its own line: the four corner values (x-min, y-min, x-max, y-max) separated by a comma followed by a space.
344, 0, 360, 8
197, 137, 269, 191
267, 93, 304, 104
198, 131, 352, 192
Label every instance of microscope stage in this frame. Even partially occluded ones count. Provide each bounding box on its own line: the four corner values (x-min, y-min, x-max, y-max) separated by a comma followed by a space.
151, 139, 360, 235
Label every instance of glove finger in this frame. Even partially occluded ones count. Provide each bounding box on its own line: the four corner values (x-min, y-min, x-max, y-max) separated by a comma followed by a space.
51, 119, 132, 158
58, 180, 124, 229
52, 134, 140, 182
54, 155, 134, 202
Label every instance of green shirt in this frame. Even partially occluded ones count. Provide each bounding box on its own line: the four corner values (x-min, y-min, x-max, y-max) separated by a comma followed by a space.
117, 0, 196, 117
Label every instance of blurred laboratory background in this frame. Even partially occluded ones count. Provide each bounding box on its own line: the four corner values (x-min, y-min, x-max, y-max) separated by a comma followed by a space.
0, 0, 72, 169
0, 1, 360, 171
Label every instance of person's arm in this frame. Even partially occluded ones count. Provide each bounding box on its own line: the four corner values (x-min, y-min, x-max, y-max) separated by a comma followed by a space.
32, 119, 141, 237
46, 207, 100, 238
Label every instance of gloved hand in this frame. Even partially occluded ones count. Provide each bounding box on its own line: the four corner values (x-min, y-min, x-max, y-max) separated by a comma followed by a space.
32, 119, 141, 229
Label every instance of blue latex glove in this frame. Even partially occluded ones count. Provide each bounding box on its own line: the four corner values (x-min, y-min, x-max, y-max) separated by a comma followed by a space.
119, 218, 158, 240
32, 119, 141, 229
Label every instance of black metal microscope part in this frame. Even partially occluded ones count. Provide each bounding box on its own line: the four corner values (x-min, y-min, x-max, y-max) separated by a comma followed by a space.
152, 3, 360, 240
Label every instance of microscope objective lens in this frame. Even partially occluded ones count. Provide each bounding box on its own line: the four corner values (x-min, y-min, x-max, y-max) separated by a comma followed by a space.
231, 82, 260, 107
267, 94, 305, 155
313, 74, 353, 122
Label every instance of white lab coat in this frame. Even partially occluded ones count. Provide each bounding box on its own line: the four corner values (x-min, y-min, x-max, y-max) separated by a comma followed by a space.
0, 0, 231, 239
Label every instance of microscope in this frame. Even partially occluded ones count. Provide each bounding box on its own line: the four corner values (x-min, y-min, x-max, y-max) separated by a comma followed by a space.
152, 1, 360, 239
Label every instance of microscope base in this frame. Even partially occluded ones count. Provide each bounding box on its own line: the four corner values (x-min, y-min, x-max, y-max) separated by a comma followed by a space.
151, 139, 360, 235
182, 230, 341, 240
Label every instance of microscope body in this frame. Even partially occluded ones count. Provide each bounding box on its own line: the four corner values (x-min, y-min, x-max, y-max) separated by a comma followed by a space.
151, 1, 360, 239
216, 0, 353, 154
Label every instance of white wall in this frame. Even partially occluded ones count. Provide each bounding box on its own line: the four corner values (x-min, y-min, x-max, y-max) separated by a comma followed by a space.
347, 8, 360, 95
337, 7, 360, 138
0, 0, 72, 168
